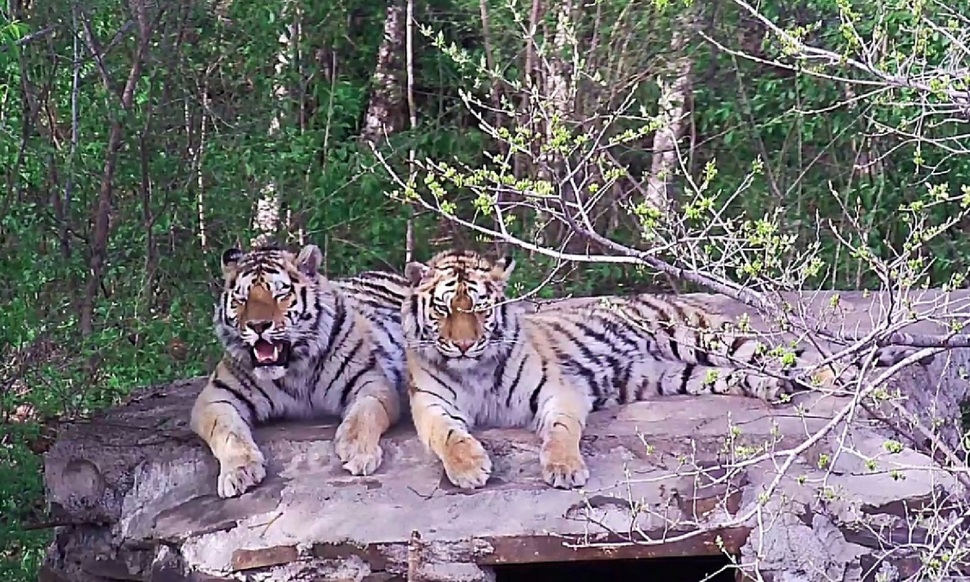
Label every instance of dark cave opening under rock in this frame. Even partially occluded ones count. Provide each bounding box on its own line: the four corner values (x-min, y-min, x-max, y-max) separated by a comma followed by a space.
492, 554, 737, 582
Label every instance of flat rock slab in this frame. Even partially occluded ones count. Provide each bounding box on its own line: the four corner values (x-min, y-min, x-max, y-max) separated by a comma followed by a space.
40, 290, 970, 582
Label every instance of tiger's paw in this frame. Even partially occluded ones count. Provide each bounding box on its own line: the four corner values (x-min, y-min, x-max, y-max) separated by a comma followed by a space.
334, 417, 384, 476
217, 448, 267, 498
441, 434, 492, 489
540, 442, 589, 489
755, 377, 799, 405
768, 381, 798, 404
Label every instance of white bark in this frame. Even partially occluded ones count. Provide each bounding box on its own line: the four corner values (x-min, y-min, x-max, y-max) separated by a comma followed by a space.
405, 0, 417, 263
361, 0, 406, 146
643, 12, 698, 215
187, 84, 209, 250
251, 8, 295, 248
530, 0, 574, 249
537, 0, 573, 184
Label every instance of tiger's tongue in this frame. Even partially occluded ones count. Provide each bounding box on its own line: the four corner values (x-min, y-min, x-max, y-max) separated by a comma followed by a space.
254, 340, 278, 363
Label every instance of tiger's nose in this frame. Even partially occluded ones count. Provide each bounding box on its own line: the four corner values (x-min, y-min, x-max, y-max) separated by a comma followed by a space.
454, 339, 475, 353
246, 320, 273, 334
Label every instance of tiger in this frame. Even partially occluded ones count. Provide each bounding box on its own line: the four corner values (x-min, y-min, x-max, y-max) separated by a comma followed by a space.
401, 249, 931, 491
190, 243, 410, 498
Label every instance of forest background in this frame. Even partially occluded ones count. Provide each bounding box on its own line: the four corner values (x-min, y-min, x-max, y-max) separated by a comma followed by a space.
3, 0, 970, 578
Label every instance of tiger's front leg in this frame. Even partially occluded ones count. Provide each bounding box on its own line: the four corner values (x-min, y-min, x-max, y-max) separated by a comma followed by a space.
408, 371, 492, 489
534, 385, 591, 489
334, 372, 402, 476
190, 375, 267, 498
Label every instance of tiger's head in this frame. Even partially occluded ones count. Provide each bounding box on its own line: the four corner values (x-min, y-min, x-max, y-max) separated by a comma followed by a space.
403, 250, 516, 366
215, 243, 326, 380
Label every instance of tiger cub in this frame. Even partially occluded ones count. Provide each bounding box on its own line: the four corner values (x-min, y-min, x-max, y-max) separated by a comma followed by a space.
401, 249, 928, 490
190, 244, 409, 498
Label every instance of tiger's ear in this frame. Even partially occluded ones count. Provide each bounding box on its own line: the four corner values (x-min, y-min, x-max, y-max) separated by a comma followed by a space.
490, 254, 515, 283
296, 244, 323, 277
221, 247, 243, 278
405, 261, 430, 286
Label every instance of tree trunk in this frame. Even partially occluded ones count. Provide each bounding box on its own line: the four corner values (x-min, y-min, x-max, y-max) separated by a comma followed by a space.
533, 0, 574, 250
78, 1, 155, 336
360, 0, 407, 146
251, 7, 297, 248
537, 0, 572, 184
361, 0, 414, 257
642, 10, 698, 215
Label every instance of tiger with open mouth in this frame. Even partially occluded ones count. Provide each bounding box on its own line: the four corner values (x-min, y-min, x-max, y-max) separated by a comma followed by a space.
190, 243, 409, 498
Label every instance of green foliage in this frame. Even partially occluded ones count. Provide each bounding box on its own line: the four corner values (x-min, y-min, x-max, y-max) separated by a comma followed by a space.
3, 0, 970, 578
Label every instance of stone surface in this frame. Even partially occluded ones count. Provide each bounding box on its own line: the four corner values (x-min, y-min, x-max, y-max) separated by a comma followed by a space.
41, 290, 970, 581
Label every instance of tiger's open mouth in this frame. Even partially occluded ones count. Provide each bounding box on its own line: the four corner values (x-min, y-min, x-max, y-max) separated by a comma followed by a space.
251, 339, 291, 367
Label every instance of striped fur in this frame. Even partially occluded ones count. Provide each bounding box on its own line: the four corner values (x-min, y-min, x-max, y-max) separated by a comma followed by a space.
190, 245, 409, 498
402, 249, 929, 490
333, 269, 410, 393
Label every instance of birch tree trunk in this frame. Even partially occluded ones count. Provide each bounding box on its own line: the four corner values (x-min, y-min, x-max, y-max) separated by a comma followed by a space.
642, 10, 698, 215
537, 0, 573, 184
251, 4, 297, 248
360, 0, 414, 256
360, 0, 406, 146
533, 0, 574, 249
